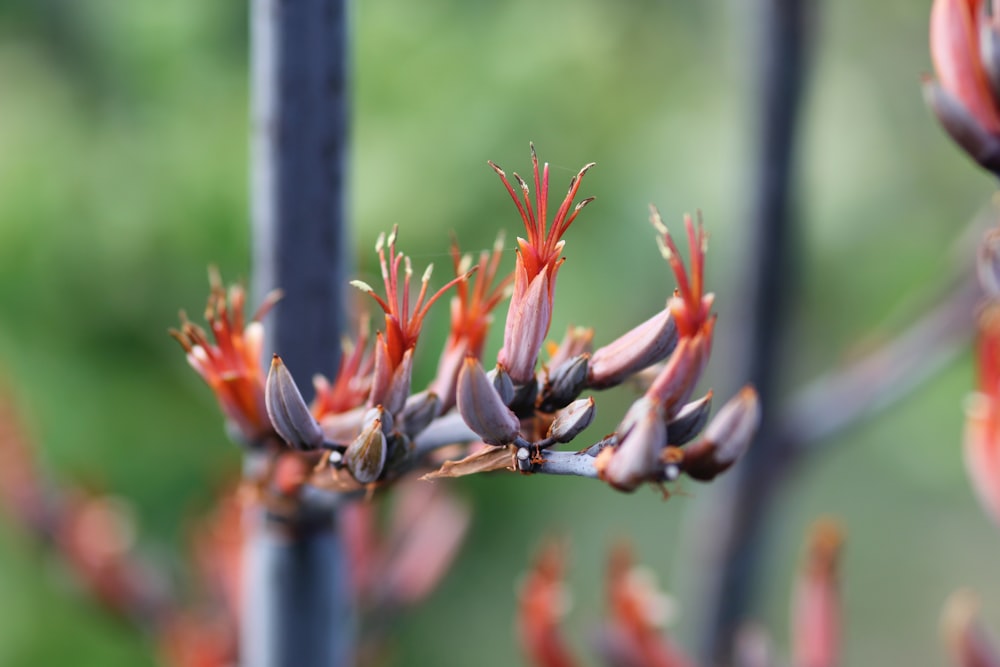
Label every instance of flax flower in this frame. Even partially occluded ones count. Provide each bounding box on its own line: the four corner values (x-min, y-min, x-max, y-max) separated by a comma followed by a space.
171, 269, 280, 444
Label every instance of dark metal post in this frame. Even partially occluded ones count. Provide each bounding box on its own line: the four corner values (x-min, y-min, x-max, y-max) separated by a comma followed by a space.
246, 0, 352, 665
690, 0, 814, 664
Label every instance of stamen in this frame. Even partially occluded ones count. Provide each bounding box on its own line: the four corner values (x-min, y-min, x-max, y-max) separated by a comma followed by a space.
655, 236, 673, 261
350, 279, 376, 294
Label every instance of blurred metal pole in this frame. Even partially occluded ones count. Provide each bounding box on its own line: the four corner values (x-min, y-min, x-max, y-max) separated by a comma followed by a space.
691, 0, 814, 664
247, 0, 352, 665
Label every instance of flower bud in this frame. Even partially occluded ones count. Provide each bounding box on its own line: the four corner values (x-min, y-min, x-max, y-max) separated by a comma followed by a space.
537, 354, 590, 413
547, 325, 594, 371
265, 355, 324, 449
429, 338, 468, 414
681, 386, 759, 481
456, 358, 521, 446
344, 407, 388, 484
509, 379, 539, 417
588, 309, 678, 389
487, 364, 516, 406
383, 431, 414, 475
547, 398, 595, 444
644, 334, 707, 418
924, 79, 1000, 173
598, 396, 667, 492
667, 391, 713, 445
399, 390, 440, 439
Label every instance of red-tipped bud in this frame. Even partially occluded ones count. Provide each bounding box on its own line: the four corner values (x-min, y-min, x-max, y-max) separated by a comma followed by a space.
645, 331, 711, 418
456, 359, 521, 446
265, 355, 324, 450
681, 386, 759, 482
589, 310, 678, 389
344, 407, 388, 484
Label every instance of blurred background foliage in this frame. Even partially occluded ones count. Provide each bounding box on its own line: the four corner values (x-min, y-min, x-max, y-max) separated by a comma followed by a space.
0, 0, 998, 665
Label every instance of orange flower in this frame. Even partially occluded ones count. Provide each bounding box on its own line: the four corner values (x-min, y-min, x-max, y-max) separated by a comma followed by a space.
171, 269, 280, 444
490, 145, 595, 383
602, 544, 694, 667
430, 234, 511, 412
352, 226, 470, 413
311, 318, 375, 420
518, 540, 579, 667
791, 519, 844, 667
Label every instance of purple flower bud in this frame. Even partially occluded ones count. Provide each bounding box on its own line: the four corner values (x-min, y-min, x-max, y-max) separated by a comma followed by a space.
682, 386, 759, 481
547, 325, 594, 371
265, 355, 324, 450
487, 364, 516, 406
588, 309, 678, 389
399, 390, 441, 439
538, 354, 590, 413
667, 391, 713, 445
456, 358, 521, 446
547, 397, 595, 444
345, 407, 388, 484
599, 396, 667, 492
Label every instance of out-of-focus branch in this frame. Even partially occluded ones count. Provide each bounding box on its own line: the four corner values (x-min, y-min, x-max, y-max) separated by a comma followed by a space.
0, 385, 174, 634
246, 0, 353, 665
777, 271, 980, 460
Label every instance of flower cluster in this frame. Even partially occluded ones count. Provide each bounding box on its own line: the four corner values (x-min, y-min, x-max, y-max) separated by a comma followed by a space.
174, 146, 758, 500
170, 268, 281, 446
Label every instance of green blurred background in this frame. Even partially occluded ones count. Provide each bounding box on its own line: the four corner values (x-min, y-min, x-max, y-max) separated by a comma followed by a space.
0, 0, 998, 665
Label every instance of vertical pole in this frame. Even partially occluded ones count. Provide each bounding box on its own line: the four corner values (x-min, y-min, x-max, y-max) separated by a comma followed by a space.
247, 0, 352, 665
690, 0, 813, 664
